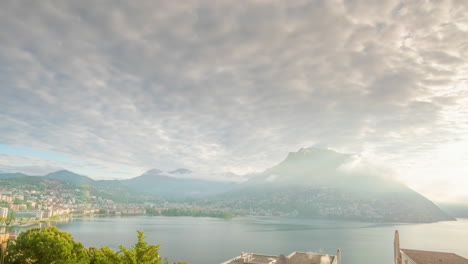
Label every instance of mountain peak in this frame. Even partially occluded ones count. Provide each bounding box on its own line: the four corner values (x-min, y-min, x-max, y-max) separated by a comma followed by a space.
285, 147, 350, 162
248, 147, 356, 186
45, 170, 94, 184
47, 169, 79, 176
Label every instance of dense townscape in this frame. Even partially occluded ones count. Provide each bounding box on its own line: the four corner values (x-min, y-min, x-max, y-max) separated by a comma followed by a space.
0, 176, 235, 225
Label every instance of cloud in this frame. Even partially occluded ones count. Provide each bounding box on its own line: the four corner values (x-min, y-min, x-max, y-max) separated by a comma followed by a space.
0, 0, 467, 202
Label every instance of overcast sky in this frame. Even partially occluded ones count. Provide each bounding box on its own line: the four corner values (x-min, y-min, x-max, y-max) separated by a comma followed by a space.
1, 0, 467, 204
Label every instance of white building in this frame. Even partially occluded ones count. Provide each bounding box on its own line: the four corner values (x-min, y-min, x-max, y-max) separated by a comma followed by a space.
0, 208, 8, 218
222, 250, 341, 264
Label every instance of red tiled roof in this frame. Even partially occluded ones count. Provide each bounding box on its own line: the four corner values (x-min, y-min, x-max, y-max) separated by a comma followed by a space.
401, 249, 468, 264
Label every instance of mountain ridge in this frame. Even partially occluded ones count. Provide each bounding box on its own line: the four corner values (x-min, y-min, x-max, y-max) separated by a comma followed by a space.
212, 147, 454, 223
120, 169, 235, 198
0, 147, 455, 222
44, 170, 95, 185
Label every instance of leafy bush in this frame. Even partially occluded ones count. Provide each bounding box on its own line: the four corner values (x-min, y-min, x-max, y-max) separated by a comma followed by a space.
4, 226, 186, 264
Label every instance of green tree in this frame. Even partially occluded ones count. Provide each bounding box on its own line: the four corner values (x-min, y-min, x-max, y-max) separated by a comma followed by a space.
1, 212, 15, 226
5, 226, 88, 264
12, 199, 24, 206
5, 228, 187, 264
97, 209, 107, 215
87, 246, 122, 264
145, 208, 159, 216
118, 231, 162, 264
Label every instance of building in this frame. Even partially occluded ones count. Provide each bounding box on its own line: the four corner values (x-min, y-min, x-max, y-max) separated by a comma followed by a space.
36, 210, 44, 220
14, 210, 43, 220
42, 209, 54, 219
394, 230, 468, 264
0, 195, 12, 203
0, 233, 9, 243
222, 250, 341, 264
0, 208, 8, 218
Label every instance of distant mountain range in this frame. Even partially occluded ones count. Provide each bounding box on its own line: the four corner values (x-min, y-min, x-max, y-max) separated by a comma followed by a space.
120, 169, 235, 197
0, 172, 29, 179
0, 168, 235, 198
44, 170, 95, 185
0, 147, 458, 223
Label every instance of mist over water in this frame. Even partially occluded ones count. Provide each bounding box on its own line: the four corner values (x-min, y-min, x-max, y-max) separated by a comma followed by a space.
56, 216, 468, 264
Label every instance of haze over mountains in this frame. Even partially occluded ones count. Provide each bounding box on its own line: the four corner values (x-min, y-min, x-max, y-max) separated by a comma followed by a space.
121, 169, 235, 197
212, 147, 454, 222
246, 147, 396, 189
0, 147, 457, 223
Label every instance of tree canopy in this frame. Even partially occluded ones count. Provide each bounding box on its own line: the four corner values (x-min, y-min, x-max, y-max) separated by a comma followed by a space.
118, 230, 162, 264
4, 226, 187, 264
6, 226, 88, 264
0, 212, 15, 226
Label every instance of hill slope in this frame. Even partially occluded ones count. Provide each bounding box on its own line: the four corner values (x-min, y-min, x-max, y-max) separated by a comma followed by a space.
121, 169, 236, 198
0, 172, 29, 179
44, 170, 95, 185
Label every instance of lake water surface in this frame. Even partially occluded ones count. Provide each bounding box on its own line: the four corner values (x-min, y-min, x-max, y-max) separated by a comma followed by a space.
55, 216, 468, 264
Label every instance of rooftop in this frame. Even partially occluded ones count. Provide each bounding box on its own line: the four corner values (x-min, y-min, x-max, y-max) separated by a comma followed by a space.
222, 252, 336, 264
401, 249, 468, 264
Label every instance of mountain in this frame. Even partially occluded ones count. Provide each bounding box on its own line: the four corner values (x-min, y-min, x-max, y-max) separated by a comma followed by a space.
0, 172, 29, 179
2, 148, 454, 223
212, 147, 454, 223
121, 169, 235, 198
247, 147, 354, 186
44, 170, 95, 185
1, 168, 236, 200
246, 147, 407, 191
0, 170, 94, 184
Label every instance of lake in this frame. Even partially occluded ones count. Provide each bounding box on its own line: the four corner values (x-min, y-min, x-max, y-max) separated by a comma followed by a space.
53, 216, 468, 264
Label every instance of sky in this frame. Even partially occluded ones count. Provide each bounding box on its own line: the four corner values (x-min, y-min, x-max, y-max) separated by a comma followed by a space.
0, 0, 467, 204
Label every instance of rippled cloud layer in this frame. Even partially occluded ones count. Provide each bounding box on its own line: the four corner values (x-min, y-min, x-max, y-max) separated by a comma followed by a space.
1, 0, 467, 202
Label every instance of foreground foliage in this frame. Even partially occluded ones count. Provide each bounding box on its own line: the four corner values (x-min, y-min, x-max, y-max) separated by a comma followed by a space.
4, 226, 187, 264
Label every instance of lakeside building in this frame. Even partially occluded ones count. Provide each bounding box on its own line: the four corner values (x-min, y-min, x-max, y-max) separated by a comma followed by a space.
394, 230, 468, 264
0, 208, 8, 218
14, 210, 43, 220
222, 250, 341, 264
